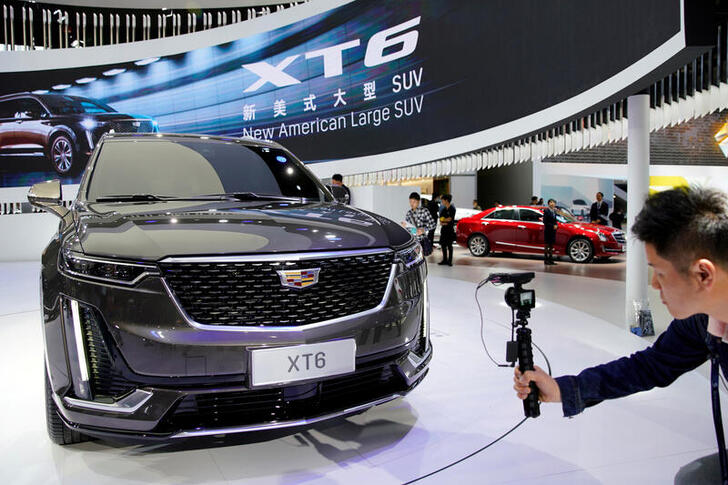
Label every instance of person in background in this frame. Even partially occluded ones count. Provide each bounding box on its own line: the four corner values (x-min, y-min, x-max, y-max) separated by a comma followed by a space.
438, 194, 456, 266
427, 193, 441, 247
537, 197, 544, 206
590, 191, 609, 225
330, 174, 351, 204
609, 208, 625, 229
404, 192, 436, 248
543, 198, 559, 265
514, 186, 728, 483
530, 196, 539, 205
473, 199, 482, 211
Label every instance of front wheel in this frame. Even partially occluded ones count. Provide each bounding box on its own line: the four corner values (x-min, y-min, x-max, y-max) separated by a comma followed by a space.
468, 234, 490, 257
49, 134, 75, 175
45, 370, 91, 445
567, 238, 594, 263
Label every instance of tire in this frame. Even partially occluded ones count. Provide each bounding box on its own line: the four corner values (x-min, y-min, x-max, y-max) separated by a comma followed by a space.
45, 370, 91, 445
467, 234, 490, 257
48, 134, 75, 175
567, 238, 594, 263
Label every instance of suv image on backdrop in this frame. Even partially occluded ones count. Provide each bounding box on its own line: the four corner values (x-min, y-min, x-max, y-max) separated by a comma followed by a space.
0, 92, 158, 175
29, 133, 431, 444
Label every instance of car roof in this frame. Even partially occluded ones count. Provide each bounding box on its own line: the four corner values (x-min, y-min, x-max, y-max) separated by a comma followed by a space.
101, 132, 284, 150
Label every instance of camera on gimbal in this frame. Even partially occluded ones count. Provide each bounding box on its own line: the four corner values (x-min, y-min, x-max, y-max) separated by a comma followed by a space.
486, 272, 541, 418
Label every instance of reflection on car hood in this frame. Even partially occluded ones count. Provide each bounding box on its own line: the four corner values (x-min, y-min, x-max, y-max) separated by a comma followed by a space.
569, 222, 621, 233
74, 200, 411, 261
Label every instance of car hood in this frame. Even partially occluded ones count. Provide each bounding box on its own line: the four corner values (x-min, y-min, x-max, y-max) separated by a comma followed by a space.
568, 222, 621, 233
73, 200, 411, 261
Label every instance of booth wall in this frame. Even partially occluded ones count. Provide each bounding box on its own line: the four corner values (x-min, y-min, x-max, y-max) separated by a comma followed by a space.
477, 161, 534, 207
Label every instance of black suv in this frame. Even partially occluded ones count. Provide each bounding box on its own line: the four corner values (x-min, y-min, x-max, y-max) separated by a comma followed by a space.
0, 92, 158, 175
30, 133, 431, 444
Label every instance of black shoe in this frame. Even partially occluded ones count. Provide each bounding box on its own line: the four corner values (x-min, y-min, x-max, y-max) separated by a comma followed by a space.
437, 261, 447, 265
545, 260, 556, 265
447, 262, 453, 266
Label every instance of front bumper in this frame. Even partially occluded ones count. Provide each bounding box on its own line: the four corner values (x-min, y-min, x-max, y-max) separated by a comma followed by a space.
53, 344, 431, 442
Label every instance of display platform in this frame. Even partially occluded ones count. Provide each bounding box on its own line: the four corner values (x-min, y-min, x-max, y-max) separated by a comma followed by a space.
0, 258, 721, 484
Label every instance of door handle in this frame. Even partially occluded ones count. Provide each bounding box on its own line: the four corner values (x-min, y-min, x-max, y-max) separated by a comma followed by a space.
517, 225, 526, 229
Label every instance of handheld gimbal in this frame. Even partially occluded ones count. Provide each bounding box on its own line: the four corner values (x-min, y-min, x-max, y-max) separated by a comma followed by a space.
488, 272, 541, 418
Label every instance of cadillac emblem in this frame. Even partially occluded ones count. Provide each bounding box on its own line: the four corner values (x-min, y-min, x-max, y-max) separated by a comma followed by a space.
276, 268, 320, 289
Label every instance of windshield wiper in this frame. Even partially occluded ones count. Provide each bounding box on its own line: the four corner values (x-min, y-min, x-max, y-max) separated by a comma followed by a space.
95, 194, 179, 202
206, 192, 307, 202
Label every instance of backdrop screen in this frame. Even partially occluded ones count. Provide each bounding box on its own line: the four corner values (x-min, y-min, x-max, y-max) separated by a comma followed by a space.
0, 0, 680, 187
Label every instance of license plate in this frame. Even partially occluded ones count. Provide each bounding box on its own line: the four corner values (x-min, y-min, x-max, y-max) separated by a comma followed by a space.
250, 339, 356, 387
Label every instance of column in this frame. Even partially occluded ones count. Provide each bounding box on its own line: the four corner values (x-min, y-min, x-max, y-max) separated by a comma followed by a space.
625, 93, 652, 329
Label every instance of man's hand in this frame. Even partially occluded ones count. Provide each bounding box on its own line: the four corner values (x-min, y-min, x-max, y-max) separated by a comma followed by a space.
513, 366, 562, 403
416, 228, 424, 236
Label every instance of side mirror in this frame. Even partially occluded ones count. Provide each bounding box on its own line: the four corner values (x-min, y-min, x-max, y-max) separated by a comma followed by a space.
28, 180, 69, 218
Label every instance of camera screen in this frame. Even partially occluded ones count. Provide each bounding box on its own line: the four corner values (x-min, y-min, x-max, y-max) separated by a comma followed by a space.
520, 290, 535, 306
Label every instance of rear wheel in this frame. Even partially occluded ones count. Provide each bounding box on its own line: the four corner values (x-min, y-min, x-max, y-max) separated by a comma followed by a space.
567, 238, 594, 263
45, 370, 91, 445
468, 234, 490, 257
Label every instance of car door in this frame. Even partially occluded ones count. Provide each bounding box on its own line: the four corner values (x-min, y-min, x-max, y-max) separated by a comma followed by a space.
0, 99, 20, 152
13, 97, 51, 152
479, 207, 518, 251
513, 208, 544, 253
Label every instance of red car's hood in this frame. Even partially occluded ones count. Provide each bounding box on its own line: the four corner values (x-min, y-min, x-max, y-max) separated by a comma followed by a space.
569, 222, 621, 233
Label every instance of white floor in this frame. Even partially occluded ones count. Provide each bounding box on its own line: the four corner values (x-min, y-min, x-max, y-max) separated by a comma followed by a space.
0, 259, 723, 484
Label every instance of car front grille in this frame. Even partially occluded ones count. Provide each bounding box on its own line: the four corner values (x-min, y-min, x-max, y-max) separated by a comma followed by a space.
159, 251, 394, 327
93, 119, 156, 139
158, 364, 406, 433
78, 305, 137, 398
613, 231, 626, 244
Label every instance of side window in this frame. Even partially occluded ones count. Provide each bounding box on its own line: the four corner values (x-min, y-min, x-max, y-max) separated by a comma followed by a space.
486, 208, 516, 220
0, 99, 20, 119
519, 209, 542, 222
16, 98, 46, 118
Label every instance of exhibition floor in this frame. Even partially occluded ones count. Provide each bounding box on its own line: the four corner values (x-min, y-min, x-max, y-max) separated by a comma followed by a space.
0, 251, 722, 484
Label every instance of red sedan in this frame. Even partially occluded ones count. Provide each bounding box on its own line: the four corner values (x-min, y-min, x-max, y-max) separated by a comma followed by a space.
456, 205, 625, 263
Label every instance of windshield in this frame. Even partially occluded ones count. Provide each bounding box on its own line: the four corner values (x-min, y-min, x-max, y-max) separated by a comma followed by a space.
85, 138, 330, 202
39, 95, 116, 114
555, 208, 577, 223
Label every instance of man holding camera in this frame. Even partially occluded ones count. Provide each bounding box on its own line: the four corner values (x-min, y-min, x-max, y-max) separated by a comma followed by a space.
514, 186, 728, 483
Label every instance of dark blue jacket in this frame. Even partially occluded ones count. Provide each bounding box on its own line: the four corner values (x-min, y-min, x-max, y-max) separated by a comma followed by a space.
556, 314, 723, 417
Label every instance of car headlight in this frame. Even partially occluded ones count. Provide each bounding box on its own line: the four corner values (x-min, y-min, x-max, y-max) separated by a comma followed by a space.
60, 250, 158, 285
396, 242, 424, 270
81, 118, 97, 131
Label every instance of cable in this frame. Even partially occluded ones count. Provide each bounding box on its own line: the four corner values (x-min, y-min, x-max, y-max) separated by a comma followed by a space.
402, 417, 529, 485
475, 280, 510, 367
403, 275, 552, 484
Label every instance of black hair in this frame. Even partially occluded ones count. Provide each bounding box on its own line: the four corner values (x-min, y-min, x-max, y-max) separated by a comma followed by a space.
548, 198, 556, 204
409, 192, 421, 201
332, 174, 343, 182
632, 186, 728, 272
441, 194, 452, 203
596, 191, 604, 197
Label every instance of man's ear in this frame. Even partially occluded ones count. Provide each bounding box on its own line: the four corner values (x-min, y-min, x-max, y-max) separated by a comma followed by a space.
692, 258, 717, 289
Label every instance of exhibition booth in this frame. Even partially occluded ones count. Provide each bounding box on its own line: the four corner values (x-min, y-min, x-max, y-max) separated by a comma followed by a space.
1, 0, 728, 483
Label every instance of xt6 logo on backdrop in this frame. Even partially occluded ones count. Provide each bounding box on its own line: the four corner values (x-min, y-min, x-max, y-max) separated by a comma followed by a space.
241, 16, 421, 92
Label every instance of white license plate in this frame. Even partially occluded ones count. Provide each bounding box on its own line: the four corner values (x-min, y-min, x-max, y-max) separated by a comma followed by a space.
250, 339, 356, 387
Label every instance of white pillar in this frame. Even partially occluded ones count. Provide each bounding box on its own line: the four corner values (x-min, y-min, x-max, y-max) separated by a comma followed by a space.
532, 158, 542, 200
625, 94, 651, 328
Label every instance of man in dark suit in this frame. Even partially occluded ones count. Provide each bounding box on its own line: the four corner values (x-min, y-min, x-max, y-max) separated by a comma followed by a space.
590, 192, 609, 225
543, 198, 559, 265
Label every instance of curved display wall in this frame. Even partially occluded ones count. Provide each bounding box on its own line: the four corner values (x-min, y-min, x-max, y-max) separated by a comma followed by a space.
0, 0, 702, 188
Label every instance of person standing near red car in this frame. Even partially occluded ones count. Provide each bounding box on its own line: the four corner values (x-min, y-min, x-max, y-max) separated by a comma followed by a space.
543, 198, 559, 265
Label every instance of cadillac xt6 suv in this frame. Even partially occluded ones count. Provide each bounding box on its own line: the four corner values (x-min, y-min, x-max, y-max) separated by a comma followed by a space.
0, 92, 158, 175
29, 133, 431, 444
